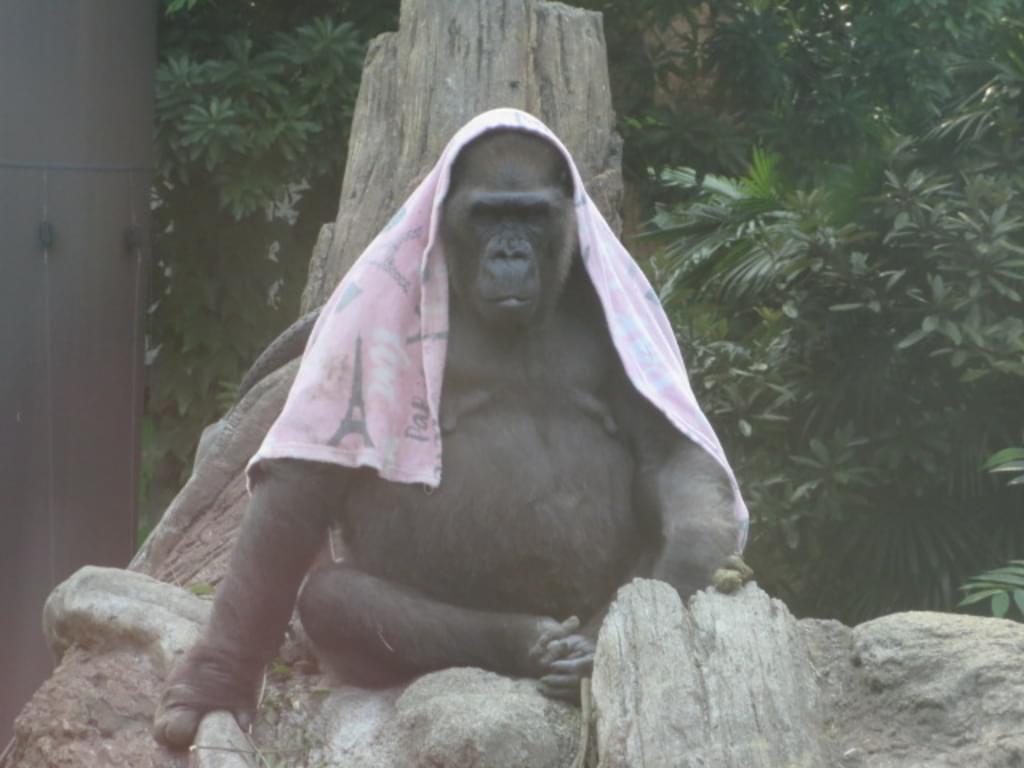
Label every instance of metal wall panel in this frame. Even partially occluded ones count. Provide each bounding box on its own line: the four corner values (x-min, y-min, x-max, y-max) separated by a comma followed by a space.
0, 0, 156, 744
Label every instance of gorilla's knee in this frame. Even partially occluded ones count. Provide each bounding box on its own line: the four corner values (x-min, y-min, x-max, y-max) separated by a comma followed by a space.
296, 567, 339, 646
297, 567, 408, 688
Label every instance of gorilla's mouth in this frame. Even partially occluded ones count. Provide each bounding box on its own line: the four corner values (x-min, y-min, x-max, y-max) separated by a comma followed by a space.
480, 294, 538, 326
493, 296, 532, 308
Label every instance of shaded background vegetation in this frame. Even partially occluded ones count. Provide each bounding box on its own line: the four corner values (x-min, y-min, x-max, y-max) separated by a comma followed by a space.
147, 0, 1024, 624
143, 0, 398, 526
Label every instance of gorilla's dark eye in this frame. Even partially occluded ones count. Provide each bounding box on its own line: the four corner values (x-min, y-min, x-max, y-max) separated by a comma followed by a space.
468, 205, 504, 235
470, 197, 553, 223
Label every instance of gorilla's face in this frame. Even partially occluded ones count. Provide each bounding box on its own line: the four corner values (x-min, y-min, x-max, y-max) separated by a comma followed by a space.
441, 130, 577, 331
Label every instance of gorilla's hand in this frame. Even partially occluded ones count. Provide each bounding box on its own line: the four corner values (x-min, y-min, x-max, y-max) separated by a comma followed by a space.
711, 553, 755, 594
528, 616, 595, 703
153, 643, 259, 750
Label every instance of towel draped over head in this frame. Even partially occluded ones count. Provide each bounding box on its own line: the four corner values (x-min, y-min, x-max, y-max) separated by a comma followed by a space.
248, 108, 749, 550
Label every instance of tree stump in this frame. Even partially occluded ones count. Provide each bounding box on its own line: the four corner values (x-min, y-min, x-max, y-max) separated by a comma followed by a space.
592, 580, 832, 768
302, 0, 624, 313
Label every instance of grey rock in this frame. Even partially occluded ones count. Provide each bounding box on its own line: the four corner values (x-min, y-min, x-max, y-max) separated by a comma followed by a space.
265, 669, 579, 768
840, 611, 1024, 768
310, 685, 404, 767
299, 224, 335, 316
1, 644, 181, 768
193, 419, 225, 473
43, 565, 210, 672
192, 712, 256, 768
20, 563, 1024, 768
393, 669, 580, 768
186, 668, 580, 768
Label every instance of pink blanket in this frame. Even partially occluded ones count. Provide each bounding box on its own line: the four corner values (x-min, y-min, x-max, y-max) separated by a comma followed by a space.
249, 108, 748, 549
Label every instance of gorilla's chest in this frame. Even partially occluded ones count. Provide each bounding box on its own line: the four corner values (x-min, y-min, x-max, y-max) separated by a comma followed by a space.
341, 320, 640, 618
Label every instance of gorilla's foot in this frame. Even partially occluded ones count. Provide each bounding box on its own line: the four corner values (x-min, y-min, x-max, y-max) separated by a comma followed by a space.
154, 682, 254, 749
153, 644, 259, 750
153, 687, 204, 749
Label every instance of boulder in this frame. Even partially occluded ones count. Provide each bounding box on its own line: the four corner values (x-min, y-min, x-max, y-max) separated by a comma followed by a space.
840, 611, 1024, 767
43, 566, 210, 670
8, 568, 1024, 768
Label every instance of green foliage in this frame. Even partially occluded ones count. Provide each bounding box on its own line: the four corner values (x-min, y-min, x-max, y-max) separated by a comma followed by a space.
645, 3, 1024, 622
585, 0, 1022, 189
575, 0, 751, 188
958, 448, 1024, 621
187, 581, 215, 597
984, 447, 1024, 487
142, 1, 398, 535
959, 561, 1024, 620
156, 15, 365, 218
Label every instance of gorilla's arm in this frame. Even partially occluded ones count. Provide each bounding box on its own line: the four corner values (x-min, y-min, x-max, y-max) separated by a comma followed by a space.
620, 383, 740, 599
529, 369, 740, 702
640, 436, 739, 592
154, 459, 343, 749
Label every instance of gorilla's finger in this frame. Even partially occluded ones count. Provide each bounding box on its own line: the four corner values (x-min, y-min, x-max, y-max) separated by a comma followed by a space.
538, 674, 582, 702
536, 638, 569, 666
536, 632, 595, 668
529, 632, 559, 662
547, 655, 593, 677
538, 616, 580, 646
559, 634, 595, 658
530, 616, 582, 662
530, 632, 556, 657
537, 634, 588, 667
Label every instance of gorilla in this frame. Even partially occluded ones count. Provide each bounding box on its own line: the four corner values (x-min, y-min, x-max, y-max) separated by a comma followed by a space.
154, 125, 744, 749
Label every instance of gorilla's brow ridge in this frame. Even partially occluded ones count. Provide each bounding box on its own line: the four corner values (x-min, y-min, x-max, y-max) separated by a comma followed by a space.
468, 189, 564, 212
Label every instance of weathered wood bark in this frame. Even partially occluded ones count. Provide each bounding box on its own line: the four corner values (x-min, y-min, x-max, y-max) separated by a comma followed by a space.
129, 360, 299, 581
592, 580, 832, 768
302, 0, 623, 313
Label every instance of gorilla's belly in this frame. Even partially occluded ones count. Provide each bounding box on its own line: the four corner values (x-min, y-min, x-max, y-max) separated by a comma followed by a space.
342, 402, 639, 620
